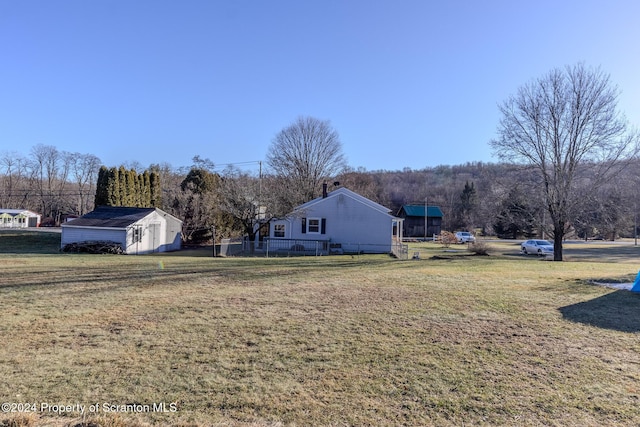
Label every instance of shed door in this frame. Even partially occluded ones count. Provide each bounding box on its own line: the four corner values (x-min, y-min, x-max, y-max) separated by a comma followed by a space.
149, 222, 161, 252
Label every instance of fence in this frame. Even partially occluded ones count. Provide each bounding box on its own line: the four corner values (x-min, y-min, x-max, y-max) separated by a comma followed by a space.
263, 238, 331, 256
219, 238, 245, 257
391, 241, 409, 260
218, 238, 330, 257
218, 237, 409, 259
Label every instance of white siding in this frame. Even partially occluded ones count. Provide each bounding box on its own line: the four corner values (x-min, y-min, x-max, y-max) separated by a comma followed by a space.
270, 219, 291, 238
284, 190, 395, 253
61, 227, 126, 248
61, 208, 182, 254
329, 192, 392, 252
0, 210, 41, 228
124, 212, 174, 254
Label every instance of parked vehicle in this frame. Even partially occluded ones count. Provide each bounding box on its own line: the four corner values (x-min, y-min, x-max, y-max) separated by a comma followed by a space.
520, 239, 554, 255
455, 231, 475, 243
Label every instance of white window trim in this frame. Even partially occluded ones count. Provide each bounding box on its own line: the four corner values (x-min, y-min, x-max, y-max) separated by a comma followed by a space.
274, 223, 286, 238
307, 217, 321, 234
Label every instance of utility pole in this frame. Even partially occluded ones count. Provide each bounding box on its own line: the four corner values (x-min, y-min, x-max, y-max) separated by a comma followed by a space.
212, 225, 216, 257
424, 198, 428, 241
259, 160, 262, 200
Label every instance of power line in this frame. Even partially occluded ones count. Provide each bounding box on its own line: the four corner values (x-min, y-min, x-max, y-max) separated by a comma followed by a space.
0, 191, 95, 197
210, 160, 262, 172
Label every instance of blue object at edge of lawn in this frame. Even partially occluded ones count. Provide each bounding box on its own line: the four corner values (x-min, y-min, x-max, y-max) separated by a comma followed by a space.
631, 271, 640, 293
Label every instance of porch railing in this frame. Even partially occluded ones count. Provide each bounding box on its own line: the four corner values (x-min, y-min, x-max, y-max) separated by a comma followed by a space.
391, 241, 409, 259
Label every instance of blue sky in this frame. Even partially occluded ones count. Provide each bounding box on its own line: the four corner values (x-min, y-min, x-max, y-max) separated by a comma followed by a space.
1, 1, 639, 173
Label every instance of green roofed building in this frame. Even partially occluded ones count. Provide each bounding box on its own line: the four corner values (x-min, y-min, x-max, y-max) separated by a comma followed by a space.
396, 204, 443, 239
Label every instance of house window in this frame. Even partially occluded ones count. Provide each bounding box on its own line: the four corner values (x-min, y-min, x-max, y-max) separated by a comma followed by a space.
308, 218, 321, 233
302, 217, 326, 234
274, 224, 285, 238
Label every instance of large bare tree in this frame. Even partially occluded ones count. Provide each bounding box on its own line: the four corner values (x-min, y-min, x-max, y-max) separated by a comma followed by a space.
70, 152, 101, 215
0, 152, 30, 208
491, 63, 638, 260
266, 116, 346, 210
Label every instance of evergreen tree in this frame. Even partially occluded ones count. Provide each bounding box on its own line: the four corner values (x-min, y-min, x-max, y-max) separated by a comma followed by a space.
117, 166, 128, 206
149, 171, 161, 207
134, 172, 143, 207
93, 165, 161, 208
126, 169, 137, 206
493, 188, 537, 239
181, 168, 217, 194
460, 181, 477, 221
107, 167, 120, 206
94, 166, 109, 206
142, 171, 151, 207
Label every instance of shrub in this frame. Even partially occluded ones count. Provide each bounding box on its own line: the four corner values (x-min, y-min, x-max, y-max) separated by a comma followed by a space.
468, 239, 491, 256
439, 231, 457, 248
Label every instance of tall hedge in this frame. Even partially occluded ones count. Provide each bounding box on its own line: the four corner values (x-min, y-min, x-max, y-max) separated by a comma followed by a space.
94, 166, 110, 206
93, 166, 161, 208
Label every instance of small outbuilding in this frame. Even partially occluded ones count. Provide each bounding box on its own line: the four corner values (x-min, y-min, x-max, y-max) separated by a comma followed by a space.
61, 206, 182, 254
397, 204, 444, 238
0, 209, 41, 228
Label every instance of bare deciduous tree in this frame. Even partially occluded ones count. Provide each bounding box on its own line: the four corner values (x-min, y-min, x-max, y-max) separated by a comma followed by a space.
217, 166, 264, 248
70, 153, 101, 215
0, 152, 30, 208
491, 63, 638, 260
30, 144, 70, 221
266, 116, 346, 210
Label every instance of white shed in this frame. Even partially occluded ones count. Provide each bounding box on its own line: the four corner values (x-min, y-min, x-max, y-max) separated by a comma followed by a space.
266, 187, 403, 254
61, 206, 182, 254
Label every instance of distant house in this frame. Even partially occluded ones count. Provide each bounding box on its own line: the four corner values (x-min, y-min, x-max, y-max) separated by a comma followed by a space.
61, 206, 182, 254
265, 186, 404, 255
397, 204, 443, 238
0, 209, 41, 228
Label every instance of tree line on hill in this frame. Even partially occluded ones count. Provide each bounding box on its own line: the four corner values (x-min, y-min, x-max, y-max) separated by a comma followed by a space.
2, 143, 639, 242
337, 160, 640, 241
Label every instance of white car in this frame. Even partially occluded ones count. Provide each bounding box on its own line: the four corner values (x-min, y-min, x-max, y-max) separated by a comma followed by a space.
520, 239, 554, 256
455, 231, 475, 243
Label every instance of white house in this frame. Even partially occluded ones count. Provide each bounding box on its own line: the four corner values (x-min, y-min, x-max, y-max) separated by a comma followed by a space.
265, 187, 404, 255
0, 209, 41, 228
61, 206, 182, 254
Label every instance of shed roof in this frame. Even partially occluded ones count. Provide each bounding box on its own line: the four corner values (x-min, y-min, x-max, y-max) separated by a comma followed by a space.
0, 209, 40, 217
398, 205, 443, 218
64, 206, 157, 228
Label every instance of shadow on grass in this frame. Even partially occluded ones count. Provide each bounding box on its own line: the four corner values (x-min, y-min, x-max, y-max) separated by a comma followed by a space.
562, 242, 640, 262
0, 229, 61, 254
559, 290, 640, 332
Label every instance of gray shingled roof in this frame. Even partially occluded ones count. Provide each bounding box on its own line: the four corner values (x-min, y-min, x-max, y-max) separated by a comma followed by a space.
64, 206, 157, 228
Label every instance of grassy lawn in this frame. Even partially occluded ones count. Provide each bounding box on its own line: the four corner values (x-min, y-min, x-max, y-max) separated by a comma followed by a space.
1, 231, 640, 426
